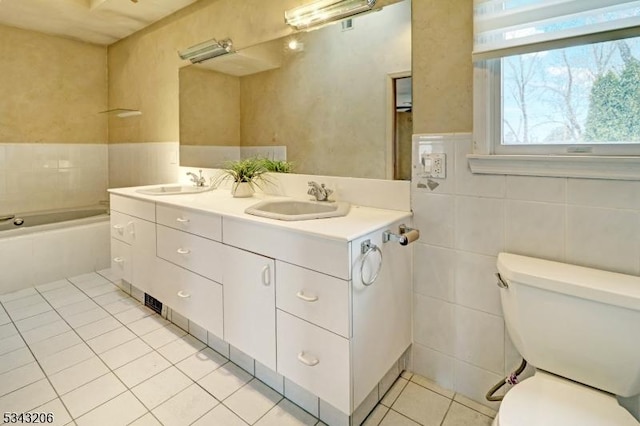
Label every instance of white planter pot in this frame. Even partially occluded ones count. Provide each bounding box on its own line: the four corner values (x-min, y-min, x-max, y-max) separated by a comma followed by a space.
232, 182, 255, 198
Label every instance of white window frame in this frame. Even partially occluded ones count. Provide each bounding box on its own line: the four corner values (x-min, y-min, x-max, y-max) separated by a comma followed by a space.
470, 56, 640, 180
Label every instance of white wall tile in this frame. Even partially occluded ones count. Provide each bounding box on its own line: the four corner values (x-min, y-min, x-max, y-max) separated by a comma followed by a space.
229, 346, 255, 375
566, 206, 640, 274
318, 399, 348, 426
454, 196, 504, 256
413, 294, 454, 354
567, 179, 640, 210
255, 361, 284, 395
454, 252, 501, 316
412, 193, 455, 248
413, 244, 455, 302
411, 343, 455, 391
505, 200, 565, 261
454, 306, 504, 374
453, 360, 502, 411
506, 176, 566, 203
454, 138, 505, 198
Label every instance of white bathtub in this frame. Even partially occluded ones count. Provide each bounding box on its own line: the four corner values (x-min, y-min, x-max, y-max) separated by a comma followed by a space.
0, 207, 110, 294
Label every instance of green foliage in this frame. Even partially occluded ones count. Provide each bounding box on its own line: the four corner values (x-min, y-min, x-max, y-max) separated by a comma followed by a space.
585, 58, 640, 142
216, 158, 270, 189
260, 158, 294, 173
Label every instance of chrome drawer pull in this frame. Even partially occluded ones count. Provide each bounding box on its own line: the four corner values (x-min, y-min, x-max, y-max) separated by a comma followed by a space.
176, 217, 190, 223
296, 291, 319, 302
113, 257, 124, 263
297, 351, 319, 367
177, 290, 191, 298
177, 248, 191, 255
262, 265, 271, 286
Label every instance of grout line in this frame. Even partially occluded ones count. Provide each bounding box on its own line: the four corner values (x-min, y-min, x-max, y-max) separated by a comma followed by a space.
438, 398, 454, 426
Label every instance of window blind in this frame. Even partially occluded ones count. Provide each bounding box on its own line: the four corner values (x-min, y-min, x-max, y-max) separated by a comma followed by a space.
473, 0, 640, 60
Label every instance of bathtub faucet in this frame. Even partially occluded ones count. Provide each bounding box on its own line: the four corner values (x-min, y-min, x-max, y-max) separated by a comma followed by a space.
307, 181, 333, 202
187, 170, 207, 187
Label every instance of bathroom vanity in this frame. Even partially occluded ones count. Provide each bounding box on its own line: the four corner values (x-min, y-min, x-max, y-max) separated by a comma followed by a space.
108, 186, 412, 421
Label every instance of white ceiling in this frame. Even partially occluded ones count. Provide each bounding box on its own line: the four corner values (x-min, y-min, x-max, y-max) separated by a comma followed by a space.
0, 0, 199, 45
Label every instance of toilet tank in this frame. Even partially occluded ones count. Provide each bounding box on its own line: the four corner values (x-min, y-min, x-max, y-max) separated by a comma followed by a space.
497, 253, 640, 397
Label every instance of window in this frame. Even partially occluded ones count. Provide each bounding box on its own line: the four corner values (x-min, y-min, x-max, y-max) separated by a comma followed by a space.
471, 0, 640, 178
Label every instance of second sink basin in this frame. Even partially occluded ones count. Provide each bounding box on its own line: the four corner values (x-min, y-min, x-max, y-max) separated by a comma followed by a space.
245, 200, 350, 221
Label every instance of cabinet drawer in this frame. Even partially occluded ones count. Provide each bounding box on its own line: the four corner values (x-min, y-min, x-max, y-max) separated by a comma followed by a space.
110, 211, 133, 244
110, 195, 155, 222
276, 261, 350, 338
156, 205, 222, 242
277, 310, 350, 414
110, 238, 132, 283
156, 260, 223, 339
156, 225, 223, 282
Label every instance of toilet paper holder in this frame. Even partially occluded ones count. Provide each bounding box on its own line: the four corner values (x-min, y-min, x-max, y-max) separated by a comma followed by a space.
382, 224, 420, 246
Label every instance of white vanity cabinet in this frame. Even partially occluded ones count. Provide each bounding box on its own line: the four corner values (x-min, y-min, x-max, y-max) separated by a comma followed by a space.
222, 246, 276, 370
110, 196, 156, 294
108, 190, 412, 422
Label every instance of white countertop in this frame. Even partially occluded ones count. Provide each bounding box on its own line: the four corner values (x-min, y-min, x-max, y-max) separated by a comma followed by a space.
108, 185, 412, 242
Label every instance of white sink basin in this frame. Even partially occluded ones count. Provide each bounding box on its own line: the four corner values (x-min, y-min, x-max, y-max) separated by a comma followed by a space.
245, 200, 350, 221
135, 185, 212, 196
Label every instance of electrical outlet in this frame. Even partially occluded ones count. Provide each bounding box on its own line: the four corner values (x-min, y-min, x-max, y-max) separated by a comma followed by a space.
431, 153, 446, 178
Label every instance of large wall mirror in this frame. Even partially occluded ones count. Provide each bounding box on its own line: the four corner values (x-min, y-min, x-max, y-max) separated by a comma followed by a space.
179, 0, 411, 180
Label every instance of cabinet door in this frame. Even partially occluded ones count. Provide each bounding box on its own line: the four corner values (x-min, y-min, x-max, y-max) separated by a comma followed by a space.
223, 245, 276, 370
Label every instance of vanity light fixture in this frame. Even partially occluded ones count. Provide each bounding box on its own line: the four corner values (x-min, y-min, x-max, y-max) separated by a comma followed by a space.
178, 38, 234, 64
284, 0, 376, 31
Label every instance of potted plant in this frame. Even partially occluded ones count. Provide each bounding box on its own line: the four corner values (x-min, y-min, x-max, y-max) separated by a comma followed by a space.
261, 158, 294, 173
217, 158, 270, 198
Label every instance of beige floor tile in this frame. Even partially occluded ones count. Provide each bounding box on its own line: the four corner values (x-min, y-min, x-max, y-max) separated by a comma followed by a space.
34, 397, 73, 425
129, 413, 162, 426
127, 315, 170, 337
0, 362, 45, 397
224, 379, 283, 424
21, 320, 71, 344
192, 404, 248, 426
453, 394, 497, 419
0, 334, 26, 356
379, 410, 421, 426
113, 305, 154, 324
114, 351, 171, 388
39, 343, 94, 376
391, 382, 451, 426
411, 374, 455, 399
48, 357, 110, 395
74, 316, 121, 340
14, 310, 61, 332
0, 379, 57, 414
64, 307, 109, 328
442, 402, 493, 426
60, 373, 126, 418
362, 404, 390, 426
29, 331, 82, 360
198, 362, 253, 401
176, 347, 227, 381
140, 323, 187, 349
381, 377, 409, 407
75, 391, 147, 426
152, 383, 219, 426
255, 399, 317, 426
85, 326, 137, 354
99, 337, 152, 370
0, 347, 34, 375
131, 366, 192, 410
157, 334, 206, 364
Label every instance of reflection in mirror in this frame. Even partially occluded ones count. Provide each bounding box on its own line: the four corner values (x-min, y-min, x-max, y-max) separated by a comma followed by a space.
179, 0, 411, 180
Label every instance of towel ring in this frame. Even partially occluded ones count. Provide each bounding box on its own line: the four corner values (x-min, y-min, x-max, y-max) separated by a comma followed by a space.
360, 240, 383, 286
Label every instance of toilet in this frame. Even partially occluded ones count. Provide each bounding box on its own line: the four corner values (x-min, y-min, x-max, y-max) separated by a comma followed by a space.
494, 253, 640, 426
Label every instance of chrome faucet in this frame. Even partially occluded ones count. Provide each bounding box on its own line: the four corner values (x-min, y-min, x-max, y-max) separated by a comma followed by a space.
307, 181, 333, 201
186, 170, 207, 187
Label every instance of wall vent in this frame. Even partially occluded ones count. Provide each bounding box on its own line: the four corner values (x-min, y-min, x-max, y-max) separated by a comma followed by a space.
144, 293, 163, 315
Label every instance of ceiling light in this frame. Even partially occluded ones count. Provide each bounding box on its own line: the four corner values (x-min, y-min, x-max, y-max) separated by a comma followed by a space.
178, 38, 234, 64
285, 0, 376, 31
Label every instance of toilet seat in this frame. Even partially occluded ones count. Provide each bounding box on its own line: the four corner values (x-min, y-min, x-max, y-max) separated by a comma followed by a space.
497, 372, 639, 426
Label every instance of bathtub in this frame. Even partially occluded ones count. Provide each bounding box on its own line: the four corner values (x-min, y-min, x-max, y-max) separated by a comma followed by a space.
0, 207, 111, 295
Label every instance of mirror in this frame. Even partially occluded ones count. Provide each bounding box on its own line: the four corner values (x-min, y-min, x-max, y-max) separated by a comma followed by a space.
179, 0, 411, 180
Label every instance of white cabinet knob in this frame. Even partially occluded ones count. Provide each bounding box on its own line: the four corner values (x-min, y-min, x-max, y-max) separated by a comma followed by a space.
177, 290, 191, 298
177, 248, 191, 255
113, 257, 124, 263
176, 217, 190, 223
297, 351, 319, 367
296, 291, 319, 302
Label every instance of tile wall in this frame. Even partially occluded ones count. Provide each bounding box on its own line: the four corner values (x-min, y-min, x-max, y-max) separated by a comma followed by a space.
411, 133, 640, 411
0, 144, 108, 214
108, 142, 180, 189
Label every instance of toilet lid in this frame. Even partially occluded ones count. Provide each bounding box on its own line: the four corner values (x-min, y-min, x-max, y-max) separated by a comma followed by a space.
498, 372, 639, 426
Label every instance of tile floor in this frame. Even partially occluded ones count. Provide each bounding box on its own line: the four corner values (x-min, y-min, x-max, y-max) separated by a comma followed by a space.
0, 271, 496, 426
